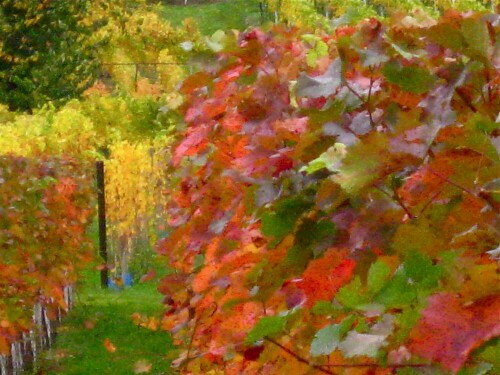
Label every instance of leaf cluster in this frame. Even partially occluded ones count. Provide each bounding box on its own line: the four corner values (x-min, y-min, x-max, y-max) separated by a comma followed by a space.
160, 11, 499, 374
0, 155, 94, 354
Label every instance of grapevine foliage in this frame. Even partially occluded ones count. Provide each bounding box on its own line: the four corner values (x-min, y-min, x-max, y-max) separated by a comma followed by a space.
0, 156, 93, 354
263, 0, 494, 28
0, 92, 177, 280
160, 12, 499, 374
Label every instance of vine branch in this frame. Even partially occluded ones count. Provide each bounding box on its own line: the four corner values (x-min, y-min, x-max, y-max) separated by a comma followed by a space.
455, 87, 478, 113
427, 167, 499, 213
322, 363, 433, 368
264, 337, 336, 375
373, 184, 415, 219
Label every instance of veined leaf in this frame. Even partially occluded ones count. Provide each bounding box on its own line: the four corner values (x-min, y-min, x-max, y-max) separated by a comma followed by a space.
310, 316, 355, 357
296, 59, 342, 99
301, 143, 346, 174
246, 315, 287, 345
382, 61, 435, 94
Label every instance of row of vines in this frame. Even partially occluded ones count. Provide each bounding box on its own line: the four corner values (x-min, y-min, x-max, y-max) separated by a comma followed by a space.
1, 0, 499, 374
0, 1, 195, 370
159, 11, 500, 374
0, 156, 91, 372
260, 0, 499, 27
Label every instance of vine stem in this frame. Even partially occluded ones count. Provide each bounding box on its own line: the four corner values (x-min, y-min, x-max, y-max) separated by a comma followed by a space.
322, 363, 433, 368
183, 302, 218, 370
419, 187, 444, 216
344, 81, 375, 128
183, 312, 200, 370
264, 337, 336, 375
373, 184, 415, 219
367, 70, 375, 127
455, 87, 478, 113
265, 337, 434, 373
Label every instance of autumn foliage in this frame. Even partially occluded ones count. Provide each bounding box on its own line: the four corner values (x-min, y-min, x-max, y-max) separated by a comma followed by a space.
0, 156, 93, 354
159, 11, 499, 374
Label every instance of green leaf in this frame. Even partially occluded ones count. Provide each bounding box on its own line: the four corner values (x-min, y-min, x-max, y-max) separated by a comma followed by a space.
404, 251, 442, 289
374, 253, 442, 308
306, 50, 318, 67
382, 61, 435, 94
475, 337, 500, 374
316, 41, 328, 58
457, 362, 493, 375
246, 315, 287, 345
285, 245, 314, 271
301, 34, 319, 45
475, 118, 499, 134
295, 218, 336, 250
427, 23, 464, 52
261, 212, 295, 242
310, 316, 355, 357
461, 18, 489, 63
301, 143, 347, 174
336, 276, 367, 309
261, 196, 313, 243
311, 301, 336, 316
394, 306, 422, 343
334, 133, 388, 195
375, 271, 416, 307
367, 260, 391, 295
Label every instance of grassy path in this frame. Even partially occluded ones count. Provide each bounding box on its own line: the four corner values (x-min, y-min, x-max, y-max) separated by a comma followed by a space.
34, 271, 175, 375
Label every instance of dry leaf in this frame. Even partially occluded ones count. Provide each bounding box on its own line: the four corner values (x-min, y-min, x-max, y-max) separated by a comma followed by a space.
134, 359, 152, 374
103, 338, 116, 353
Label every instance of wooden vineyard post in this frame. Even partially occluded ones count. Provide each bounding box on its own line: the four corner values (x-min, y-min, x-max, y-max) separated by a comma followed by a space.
96, 161, 109, 288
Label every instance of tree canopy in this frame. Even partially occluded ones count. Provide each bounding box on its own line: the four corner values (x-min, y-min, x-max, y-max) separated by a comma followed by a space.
0, 0, 97, 111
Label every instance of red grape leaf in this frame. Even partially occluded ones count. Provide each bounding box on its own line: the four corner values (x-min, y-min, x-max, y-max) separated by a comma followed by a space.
172, 124, 209, 166
408, 293, 500, 373
297, 249, 355, 308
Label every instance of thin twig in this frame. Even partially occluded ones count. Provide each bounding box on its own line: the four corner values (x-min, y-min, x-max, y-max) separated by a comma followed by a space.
419, 187, 444, 216
427, 168, 476, 197
322, 363, 433, 368
393, 191, 415, 219
373, 184, 415, 219
455, 88, 477, 113
345, 77, 375, 128
183, 303, 217, 370
367, 70, 375, 127
344, 81, 365, 104
427, 167, 499, 213
485, 70, 492, 104
264, 337, 336, 375
183, 314, 200, 369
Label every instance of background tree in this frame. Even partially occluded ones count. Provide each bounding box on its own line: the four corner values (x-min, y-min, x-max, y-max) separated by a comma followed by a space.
0, 0, 98, 111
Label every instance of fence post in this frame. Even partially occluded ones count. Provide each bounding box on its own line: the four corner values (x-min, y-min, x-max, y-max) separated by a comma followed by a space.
134, 63, 139, 92
96, 161, 109, 288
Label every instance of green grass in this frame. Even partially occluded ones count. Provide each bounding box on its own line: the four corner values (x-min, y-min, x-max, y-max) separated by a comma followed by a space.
159, 0, 262, 35
34, 268, 175, 375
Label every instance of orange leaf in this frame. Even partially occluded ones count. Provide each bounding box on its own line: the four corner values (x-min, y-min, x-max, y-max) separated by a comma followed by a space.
103, 338, 116, 353
297, 249, 355, 308
139, 269, 156, 283
0, 336, 10, 355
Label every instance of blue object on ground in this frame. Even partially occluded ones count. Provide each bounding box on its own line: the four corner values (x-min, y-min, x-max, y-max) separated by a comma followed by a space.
123, 273, 133, 287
